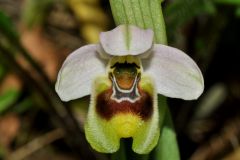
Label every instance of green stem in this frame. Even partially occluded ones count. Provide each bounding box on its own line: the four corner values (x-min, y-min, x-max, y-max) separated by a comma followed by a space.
110, 0, 167, 44
110, 0, 180, 159
111, 140, 127, 160
214, 0, 240, 5
153, 96, 180, 160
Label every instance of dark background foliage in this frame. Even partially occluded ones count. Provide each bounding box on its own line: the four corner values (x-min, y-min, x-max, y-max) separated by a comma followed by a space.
0, 0, 240, 159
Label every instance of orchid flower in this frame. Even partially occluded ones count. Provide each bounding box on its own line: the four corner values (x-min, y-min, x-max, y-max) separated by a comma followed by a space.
55, 25, 204, 154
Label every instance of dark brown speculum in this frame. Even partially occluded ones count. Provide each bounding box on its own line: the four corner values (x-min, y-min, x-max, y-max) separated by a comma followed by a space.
96, 88, 153, 120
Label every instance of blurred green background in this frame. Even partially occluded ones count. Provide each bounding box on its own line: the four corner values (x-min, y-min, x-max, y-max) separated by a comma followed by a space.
0, 0, 240, 160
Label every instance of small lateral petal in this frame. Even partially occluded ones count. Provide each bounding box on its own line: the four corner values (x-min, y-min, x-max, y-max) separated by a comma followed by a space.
100, 25, 153, 56
142, 44, 204, 100
55, 44, 106, 101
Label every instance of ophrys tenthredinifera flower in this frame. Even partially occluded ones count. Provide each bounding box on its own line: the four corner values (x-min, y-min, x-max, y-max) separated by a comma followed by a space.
55, 25, 204, 154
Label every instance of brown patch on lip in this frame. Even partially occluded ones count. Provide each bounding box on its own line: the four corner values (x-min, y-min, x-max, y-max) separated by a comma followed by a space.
96, 89, 153, 121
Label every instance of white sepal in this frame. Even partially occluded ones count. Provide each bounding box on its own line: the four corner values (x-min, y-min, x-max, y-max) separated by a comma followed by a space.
100, 25, 153, 56
142, 44, 204, 100
55, 44, 106, 101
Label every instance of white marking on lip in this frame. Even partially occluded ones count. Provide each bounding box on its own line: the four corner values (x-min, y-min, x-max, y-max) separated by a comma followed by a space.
110, 74, 140, 103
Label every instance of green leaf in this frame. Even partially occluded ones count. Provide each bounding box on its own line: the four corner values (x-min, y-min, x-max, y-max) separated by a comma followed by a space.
0, 11, 19, 42
0, 145, 6, 159
0, 65, 6, 79
214, 0, 240, 5
111, 140, 127, 160
236, 6, 240, 16
13, 98, 33, 114
164, 0, 216, 33
22, 0, 53, 28
152, 96, 180, 160
0, 89, 20, 113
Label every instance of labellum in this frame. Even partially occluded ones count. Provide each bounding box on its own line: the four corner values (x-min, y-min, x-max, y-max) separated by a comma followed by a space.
96, 56, 154, 137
